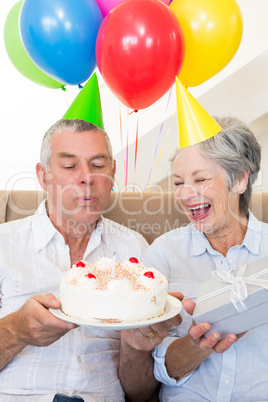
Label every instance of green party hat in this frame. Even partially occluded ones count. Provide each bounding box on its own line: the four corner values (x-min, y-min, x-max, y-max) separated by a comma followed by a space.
63, 72, 104, 129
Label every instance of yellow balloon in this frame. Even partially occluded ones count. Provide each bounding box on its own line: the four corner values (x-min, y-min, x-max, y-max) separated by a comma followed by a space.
170, 0, 243, 87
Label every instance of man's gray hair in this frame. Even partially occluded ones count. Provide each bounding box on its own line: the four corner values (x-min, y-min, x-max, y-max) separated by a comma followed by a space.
171, 116, 261, 216
40, 119, 113, 171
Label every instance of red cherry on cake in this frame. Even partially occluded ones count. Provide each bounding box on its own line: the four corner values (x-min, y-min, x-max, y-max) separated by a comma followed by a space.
129, 257, 139, 263
76, 261, 86, 268
144, 271, 155, 279
85, 273, 96, 279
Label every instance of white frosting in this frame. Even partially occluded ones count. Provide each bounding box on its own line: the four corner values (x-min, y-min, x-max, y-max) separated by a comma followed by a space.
137, 274, 160, 289
107, 279, 133, 293
60, 257, 168, 322
67, 267, 87, 281
95, 257, 115, 270
75, 275, 98, 290
71, 261, 93, 269
122, 260, 145, 271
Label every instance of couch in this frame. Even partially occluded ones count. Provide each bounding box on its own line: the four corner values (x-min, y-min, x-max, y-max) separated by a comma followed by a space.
0, 190, 268, 244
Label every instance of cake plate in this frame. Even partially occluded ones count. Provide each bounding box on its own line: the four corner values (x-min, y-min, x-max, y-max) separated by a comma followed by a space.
49, 295, 182, 330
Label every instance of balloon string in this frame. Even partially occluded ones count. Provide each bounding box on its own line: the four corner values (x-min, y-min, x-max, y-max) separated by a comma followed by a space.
62, 86, 70, 107
125, 108, 129, 190
146, 111, 176, 192
145, 87, 173, 191
133, 113, 139, 192
119, 104, 127, 190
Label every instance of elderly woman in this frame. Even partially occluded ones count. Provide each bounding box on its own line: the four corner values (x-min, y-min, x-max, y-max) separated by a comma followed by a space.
143, 116, 268, 401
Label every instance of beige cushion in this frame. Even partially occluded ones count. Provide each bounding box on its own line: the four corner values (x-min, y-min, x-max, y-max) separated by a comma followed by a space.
0, 191, 267, 244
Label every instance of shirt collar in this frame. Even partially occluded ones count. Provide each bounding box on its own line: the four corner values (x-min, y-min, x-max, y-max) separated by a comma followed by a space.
243, 210, 262, 255
32, 200, 60, 253
32, 200, 109, 255
96, 216, 110, 249
191, 225, 210, 256
190, 210, 262, 257
83, 216, 110, 257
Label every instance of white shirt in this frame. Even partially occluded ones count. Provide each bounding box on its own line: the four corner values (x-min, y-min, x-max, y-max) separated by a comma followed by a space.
143, 212, 268, 402
0, 201, 148, 401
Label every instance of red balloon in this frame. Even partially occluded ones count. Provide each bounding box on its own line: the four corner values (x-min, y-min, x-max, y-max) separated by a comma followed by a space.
96, 0, 184, 110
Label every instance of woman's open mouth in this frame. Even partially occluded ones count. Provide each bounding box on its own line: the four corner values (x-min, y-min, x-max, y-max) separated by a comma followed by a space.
189, 203, 211, 220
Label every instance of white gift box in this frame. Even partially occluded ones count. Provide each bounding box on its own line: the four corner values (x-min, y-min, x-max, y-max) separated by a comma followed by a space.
193, 256, 268, 338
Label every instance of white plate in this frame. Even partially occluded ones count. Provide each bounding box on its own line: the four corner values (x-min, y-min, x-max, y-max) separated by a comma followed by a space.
49, 295, 182, 330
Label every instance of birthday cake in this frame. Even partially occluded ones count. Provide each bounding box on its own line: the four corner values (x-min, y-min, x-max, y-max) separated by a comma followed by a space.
60, 257, 168, 323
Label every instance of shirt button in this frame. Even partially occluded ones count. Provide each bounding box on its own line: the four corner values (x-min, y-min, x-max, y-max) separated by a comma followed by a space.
77, 356, 82, 363
72, 390, 78, 395
228, 260, 232, 265
225, 379, 230, 384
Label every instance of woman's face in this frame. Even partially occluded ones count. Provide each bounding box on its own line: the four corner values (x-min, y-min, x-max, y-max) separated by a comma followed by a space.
173, 145, 242, 236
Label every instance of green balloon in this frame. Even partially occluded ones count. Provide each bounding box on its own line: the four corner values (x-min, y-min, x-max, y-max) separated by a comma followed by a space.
63, 73, 104, 129
4, 1, 64, 89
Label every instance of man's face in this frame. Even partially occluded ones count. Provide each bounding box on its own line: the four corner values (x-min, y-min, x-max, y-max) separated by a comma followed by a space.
37, 130, 115, 231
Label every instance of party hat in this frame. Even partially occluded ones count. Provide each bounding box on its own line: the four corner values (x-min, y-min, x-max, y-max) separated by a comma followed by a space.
176, 77, 221, 148
63, 72, 104, 129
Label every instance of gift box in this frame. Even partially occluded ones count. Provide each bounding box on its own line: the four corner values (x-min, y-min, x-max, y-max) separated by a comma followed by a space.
193, 256, 268, 338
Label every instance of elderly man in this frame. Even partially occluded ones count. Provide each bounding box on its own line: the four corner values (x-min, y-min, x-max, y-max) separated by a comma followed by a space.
0, 119, 181, 402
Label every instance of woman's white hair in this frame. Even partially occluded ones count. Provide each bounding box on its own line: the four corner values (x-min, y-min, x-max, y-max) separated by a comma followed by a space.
171, 116, 261, 216
40, 119, 114, 171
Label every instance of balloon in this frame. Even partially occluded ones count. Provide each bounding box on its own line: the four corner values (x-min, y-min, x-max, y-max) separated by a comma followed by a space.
4, 1, 64, 89
95, 0, 170, 18
96, 0, 184, 110
20, 0, 103, 85
170, 0, 243, 87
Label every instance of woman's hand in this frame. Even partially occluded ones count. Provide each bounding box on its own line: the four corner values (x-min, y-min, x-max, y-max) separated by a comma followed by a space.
165, 298, 245, 380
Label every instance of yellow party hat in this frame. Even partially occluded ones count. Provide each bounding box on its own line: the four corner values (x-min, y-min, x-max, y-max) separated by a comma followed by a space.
176, 77, 222, 148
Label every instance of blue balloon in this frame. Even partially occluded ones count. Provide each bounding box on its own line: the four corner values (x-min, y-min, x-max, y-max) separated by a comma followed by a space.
20, 0, 103, 85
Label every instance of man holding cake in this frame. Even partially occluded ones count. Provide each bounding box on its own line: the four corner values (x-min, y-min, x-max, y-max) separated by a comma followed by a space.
0, 76, 182, 401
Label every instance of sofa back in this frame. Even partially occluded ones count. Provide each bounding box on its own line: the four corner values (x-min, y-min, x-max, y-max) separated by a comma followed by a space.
0, 190, 267, 244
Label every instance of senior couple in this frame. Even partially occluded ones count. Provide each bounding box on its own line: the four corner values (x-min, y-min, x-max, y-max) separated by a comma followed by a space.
0, 114, 267, 402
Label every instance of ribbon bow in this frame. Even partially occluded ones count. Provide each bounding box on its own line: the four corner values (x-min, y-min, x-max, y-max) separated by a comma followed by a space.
212, 265, 268, 313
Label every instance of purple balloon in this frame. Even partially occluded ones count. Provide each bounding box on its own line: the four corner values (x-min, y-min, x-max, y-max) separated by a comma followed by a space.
95, 0, 170, 18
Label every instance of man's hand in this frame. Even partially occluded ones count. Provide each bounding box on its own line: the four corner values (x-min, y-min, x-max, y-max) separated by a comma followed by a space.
0, 292, 77, 371
9, 293, 77, 347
